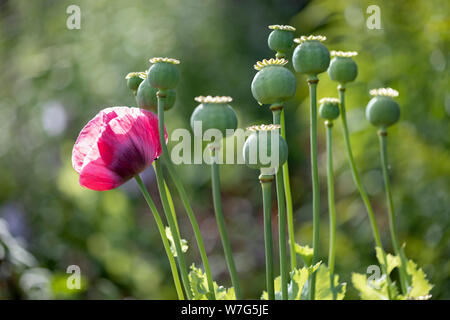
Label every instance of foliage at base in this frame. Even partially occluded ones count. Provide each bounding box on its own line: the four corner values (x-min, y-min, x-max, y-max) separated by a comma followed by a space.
188, 264, 236, 300
352, 247, 433, 300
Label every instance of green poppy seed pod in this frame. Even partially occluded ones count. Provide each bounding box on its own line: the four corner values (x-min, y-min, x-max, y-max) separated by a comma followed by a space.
251, 58, 297, 105
147, 57, 180, 90
292, 35, 330, 76
125, 72, 146, 92
190, 96, 238, 138
327, 51, 358, 84
366, 88, 400, 128
319, 98, 340, 121
136, 79, 176, 111
243, 124, 288, 170
267, 25, 296, 59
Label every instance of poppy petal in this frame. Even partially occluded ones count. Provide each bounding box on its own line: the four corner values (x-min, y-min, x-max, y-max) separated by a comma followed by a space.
72, 108, 120, 173
74, 107, 163, 191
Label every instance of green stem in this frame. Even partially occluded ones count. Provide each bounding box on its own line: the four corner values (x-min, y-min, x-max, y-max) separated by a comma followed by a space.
325, 122, 337, 300
134, 175, 185, 300
210, 147, 242, 299
271, 107, 288, 300
308, 76, 320, 300
338, 85, 393, 299
165, 179, 181, 236
260, 174, 275, 300
280, 108, 297, 271
157, 92, 216, 299
153, 161, 192, 299
378, 130, 410, 294
152, 162, 181, 239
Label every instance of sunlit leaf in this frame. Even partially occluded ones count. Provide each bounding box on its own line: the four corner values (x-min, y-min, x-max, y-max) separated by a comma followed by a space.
375, 247, 400, 275
352, 272, 399, 300
314, 265, 346, 300
188, 264, 210, 300
188, 264, 235, 300
400, 259, 433, 299
373, 247, 433, 299
165, 227, 188, 257
261, 262, 322, 300
294, 243, 314, 267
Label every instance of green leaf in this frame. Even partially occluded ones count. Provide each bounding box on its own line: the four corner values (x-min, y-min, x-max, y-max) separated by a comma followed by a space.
261, 262, 322, 300
215, 285, 236, 300
260, 291, 268, 300
351, 272, 398, 300
288, 265, 310, 300
165, 226, 188, 257
188, 264, 236, 300
401, 259, 433, 299
374, 247, 433, 300
314, 265, 346, 300
188, 264, 209, 299
299, 262, 322, 300
294, 243, 314, 267
375, 247, 400, 275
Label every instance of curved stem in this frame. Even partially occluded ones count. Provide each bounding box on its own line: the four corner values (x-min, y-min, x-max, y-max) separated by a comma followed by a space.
338, 86, 393, 299
157, 92, 216, 299
165, 179, 181, 236
378, 130, 410, 294
308, 77, 320, 300
134, 175, 185, 300
260, 175, 275, 300
153, 161, 192, 299
152, 162, 182, 239
280, 108, 297, 271
271, 108, 288, 300
325, 123, 337, 300
210, 148, 242, 299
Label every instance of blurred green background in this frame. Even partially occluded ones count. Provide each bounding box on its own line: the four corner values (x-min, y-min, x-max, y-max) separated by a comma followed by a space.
0, 0, 449, 299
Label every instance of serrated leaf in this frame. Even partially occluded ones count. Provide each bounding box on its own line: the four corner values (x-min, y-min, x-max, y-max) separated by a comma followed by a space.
404, 259, 433, 299
165, 226, 188, 257
299, 262, 322, 300
374, 247, 433, 300
215, 286, 236, 300
288, 266, 309, 300
188, 264, 235, 300
188, 264, 209, 299
351, 272, 398, 300
261, 262, 322, 300
294, 243, 314, 267
375, 247, 400, 275
314, 265, 346, 300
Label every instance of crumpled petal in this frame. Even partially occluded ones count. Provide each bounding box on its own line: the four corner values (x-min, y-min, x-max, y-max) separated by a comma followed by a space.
72, 108, 118, 173
72, 106, 165, 191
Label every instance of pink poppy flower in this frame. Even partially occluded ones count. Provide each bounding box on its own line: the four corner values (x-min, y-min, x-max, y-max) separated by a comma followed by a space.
72, 106, 166, 191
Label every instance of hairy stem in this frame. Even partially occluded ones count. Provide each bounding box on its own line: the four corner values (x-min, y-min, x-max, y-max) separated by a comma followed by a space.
378, 130, 410, 294
308, 77, 320, 300
338, 86, 392, 299
260, 175, 275, 300
272, 107, 288, 300
325, 122, 337, 300
210, 147, 242, 299
157, 92, 216, 299
135, 175, 185, 300
153, 161, 192, 299
280, 108, 297, 271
